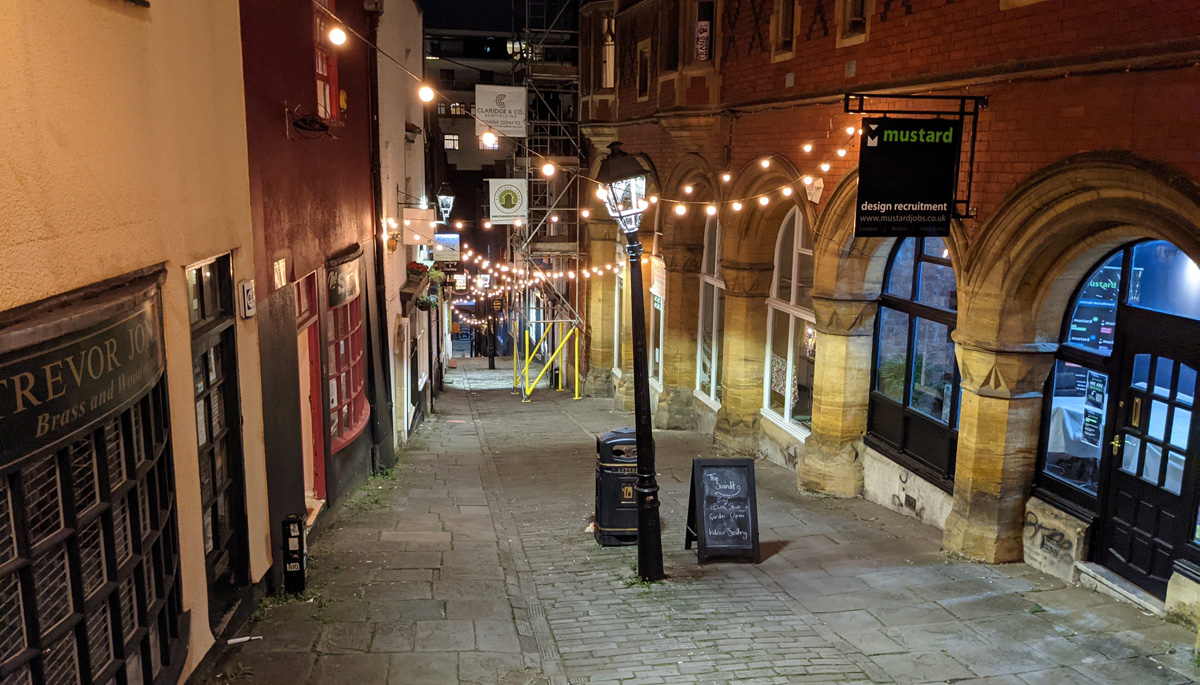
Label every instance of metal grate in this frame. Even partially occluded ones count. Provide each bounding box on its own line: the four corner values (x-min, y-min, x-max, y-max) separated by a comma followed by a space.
86, 604, 113, 678
118, 577, 137, 641
0, 478, 15, 565
23, 453, 64, 546
70, 435, 100, 516
0, 665, 32, 685
0, 572, 27, 663
78, 518, 107, 598
112, 498, 133, 565
137, 483, 151, 542
131, 403, 146, 465
33, 544, 73, 634
41, 633, 80, 685
105, 418, 126, 492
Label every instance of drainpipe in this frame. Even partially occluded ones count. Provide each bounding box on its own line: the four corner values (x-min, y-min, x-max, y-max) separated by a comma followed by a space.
365, 3, 390, 473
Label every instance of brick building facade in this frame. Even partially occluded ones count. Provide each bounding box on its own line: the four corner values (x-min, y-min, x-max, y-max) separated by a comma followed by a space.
577, 0, 1200, 619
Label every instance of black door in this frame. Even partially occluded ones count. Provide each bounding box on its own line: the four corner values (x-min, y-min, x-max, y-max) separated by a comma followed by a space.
1099, 306, 1200, 598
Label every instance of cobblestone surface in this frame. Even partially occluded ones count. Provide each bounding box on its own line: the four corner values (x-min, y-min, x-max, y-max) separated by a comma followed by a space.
207, 359, 1200, 684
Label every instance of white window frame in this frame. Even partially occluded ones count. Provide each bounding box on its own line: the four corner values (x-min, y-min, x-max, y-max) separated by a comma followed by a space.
600, 16, 616, 89
443, 134, 460, 150
613, 271, 624, 377
762, 207, 816, 439
649, 293, 665, 389
694, 215, 725, 407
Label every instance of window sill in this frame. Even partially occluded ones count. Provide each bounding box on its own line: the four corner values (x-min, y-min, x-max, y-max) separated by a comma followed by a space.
331, 399, 371, 455
649, 377, 663, 393
693, 388, 721, 412
759, 408, 811, 443
612, 367, 623, 379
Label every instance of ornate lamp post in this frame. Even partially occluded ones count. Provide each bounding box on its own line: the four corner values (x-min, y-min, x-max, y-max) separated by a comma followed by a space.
596, 142, 664, 582
436, 181, 455, 225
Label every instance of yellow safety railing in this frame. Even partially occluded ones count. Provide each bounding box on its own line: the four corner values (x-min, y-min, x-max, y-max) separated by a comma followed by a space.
513, 322, 583, 402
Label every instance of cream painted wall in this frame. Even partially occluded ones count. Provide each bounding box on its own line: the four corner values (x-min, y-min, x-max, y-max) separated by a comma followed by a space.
0, 1, 267, 676
379, 0, 428, 448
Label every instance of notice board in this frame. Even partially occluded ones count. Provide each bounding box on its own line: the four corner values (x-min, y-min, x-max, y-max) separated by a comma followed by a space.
685, 458, 761, 564
855, 117, 963, 238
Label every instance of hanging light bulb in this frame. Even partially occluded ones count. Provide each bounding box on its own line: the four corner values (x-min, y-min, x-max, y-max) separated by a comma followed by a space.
760, 159, 771, 169
674, 204, 687, 215
837, 149, 847, 157
845, 126, 856, 135
595, 187, 607, 200
820, 163, 831, 172
387, 217, 398, 229
481, 131, 498, 147
581, 209, 591, 218
541, 162, 556, 177
721, 172, 732, 183
802, 176, 813, 185
803, 143, 813, 153
329, 27, 348, 45
455, 221, 464, 229
683, 185, 694, 195
550, 214, 559, 223
705, 205, 717, 216
781, 187, 793, 197
418, 85, 435, 102
483, 221, 492, 229
649, 195, 658, 204
732, 201, 743, 211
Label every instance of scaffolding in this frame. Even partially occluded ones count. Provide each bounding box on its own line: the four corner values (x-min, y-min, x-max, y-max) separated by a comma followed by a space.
506, 0, 583, 392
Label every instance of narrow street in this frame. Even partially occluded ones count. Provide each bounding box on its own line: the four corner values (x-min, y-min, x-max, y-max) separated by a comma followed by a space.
212, 359, 1200, 685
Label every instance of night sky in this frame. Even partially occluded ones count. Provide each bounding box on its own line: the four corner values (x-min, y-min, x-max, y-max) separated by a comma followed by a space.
423, 0, 522, 32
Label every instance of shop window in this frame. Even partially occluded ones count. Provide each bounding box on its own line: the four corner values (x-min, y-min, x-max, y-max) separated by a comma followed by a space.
328, 288, 369, 451
763, 208, 815, 430
868, 237, 960, 485
1128, 240, 1200, 321
444, 134, 460, 150
636, 40, 652, 101
650, 294, 665, 384
695, 216, 726, 406
314, 0, 339, 121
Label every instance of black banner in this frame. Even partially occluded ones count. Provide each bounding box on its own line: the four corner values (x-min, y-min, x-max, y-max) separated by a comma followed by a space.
0, 297, 163, 465
855, 117, 963, 238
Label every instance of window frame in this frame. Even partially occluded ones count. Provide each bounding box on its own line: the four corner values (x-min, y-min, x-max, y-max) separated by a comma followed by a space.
613, 271, 624, 376
600, 15, 616, 90
443, 134, 460, 151
866, 237, 961, 491
650, 293, 665, 387
694, 215, 725, 408
636, 39, 652, 102
762, 208, 816, 434
313, 0, 340, 121
327, 291, 369, 454
771, 0, 801, 60
835, 0, 871, 48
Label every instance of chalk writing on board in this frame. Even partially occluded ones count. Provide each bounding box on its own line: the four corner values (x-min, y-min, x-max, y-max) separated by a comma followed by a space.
686, 458, 761, 563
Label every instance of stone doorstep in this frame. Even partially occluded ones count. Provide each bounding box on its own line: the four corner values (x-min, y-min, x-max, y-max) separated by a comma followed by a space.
1076, 562, 1166, 617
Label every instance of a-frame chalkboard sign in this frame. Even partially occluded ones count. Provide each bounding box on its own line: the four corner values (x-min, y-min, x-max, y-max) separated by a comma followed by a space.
685, 458, 760, 564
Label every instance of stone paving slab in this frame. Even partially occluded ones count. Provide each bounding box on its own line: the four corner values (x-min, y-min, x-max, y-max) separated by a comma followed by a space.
201, 359, 1200, 684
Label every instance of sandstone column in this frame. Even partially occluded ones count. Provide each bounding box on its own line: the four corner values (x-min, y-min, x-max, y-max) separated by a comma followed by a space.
799, 297, 877, 497
942, 341, 1055, 562
654, 243, 702, 429
713, 263, 772, 450
584, 219, 620, 397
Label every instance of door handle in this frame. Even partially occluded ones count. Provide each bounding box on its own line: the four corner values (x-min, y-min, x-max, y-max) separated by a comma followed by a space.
1111, 435, 1122, 456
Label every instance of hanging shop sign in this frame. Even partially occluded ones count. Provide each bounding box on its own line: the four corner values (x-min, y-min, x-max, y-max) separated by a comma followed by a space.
475, 85, 527, 138
0, 293, 164, 465
488, 179, 528, 225
453, 274, 469, 292
433, 233, 461, 262
855, 117, 963, 238
649, 256, 666, 298
327, 254, 362, 308
685, 458, 761, 564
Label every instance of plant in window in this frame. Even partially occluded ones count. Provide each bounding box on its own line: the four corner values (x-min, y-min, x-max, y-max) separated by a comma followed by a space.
407, 261, 430, 278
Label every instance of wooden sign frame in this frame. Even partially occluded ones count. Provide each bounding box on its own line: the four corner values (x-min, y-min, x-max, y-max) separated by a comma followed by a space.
685, 458, 761, 564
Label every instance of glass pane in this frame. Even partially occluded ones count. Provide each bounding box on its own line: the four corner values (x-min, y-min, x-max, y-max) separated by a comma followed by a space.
1154, 358, 1175, 398
1043, 361, 1106, 494
875, 306, 908, 401
202, 264, 219, 318
767, 309, 789, 415
208, 347, 220, 382
186, 268, 201, 324
774, 220, 794, 301
792, 321, 814, 426
795, 251, 814, 311
1149, 400, 1168, 440
1131, 353, 1151, 390
203, 508, 215, 553
1179, 364, 1196, 405
195, 399, 208, 447
1120, 435, 1141, 474
910, 318, 956, 422
917, 262, 956, 310
885, 238, 916, 298
649, 295, 663, 380
702, 217, 720, 275
192, 357, 206, 395
923, 237, 949, 259
1064, 251, 1123, 355
1171, 407, 1191, 449
714, 288, 726, 400
1164, 451, 1186, 495
698, 285, 715, 395
1142, 442, 1163, 484
1128, 240, 1200, 321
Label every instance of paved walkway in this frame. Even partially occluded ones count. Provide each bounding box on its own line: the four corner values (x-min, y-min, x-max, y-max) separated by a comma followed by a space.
208, 359, 1200, 684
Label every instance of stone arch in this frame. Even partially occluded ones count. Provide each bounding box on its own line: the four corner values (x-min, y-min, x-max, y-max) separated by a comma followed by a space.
720, 154, 818, 267
959, 152, 1200, 352
657, 152, 722, 251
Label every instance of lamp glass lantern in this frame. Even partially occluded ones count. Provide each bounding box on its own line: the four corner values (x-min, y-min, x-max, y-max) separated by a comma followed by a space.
436, 181, 455, 224
596, 143, 650, 234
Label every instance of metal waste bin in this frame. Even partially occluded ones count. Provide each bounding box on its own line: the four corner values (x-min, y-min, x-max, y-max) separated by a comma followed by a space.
595, 428, 638, 546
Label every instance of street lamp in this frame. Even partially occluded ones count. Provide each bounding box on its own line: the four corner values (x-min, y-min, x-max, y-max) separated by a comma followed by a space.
437, 181, 455, 225
596, 141, 664, 583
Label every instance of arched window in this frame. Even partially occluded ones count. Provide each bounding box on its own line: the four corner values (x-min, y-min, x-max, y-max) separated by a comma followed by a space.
695, 215, 725, 406
762, 208, 816, 430
869, 237, 960, 486
1036, 239, 1200, 598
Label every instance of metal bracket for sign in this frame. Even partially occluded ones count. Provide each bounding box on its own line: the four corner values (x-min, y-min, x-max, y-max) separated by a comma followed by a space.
844, 93, 988, 220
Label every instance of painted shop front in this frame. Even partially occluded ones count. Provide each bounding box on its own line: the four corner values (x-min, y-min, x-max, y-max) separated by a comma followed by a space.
0, 273, 188, 685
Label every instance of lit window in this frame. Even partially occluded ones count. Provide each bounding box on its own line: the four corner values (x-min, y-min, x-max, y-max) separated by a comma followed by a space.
450, 103, 468, 116
763, 208, 815, 429
444, 134, 460, 150
695, 216, 725, 405
869, 237, 960, 483
479, 136, 499, 150
314, 0, 339, 120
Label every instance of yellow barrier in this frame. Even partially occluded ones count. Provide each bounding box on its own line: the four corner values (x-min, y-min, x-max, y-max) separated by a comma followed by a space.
517, 325, 583, 402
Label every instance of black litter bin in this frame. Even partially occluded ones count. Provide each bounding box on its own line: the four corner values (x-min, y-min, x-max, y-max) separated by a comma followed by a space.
595, 428, 638, 546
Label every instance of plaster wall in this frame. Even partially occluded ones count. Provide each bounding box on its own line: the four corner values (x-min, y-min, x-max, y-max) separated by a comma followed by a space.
0, 0, 267, 675
861, 446, 953, 530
